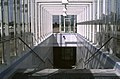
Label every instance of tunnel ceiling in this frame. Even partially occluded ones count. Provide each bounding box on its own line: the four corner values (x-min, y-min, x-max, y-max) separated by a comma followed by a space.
36, 0, 93, 15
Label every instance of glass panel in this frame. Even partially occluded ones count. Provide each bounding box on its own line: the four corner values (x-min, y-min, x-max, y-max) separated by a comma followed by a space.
53, 15, 59, 33
65, 18, 71, 33
16, 38, 21, 55
10, 39, 16, 57
27, 33, 33, 47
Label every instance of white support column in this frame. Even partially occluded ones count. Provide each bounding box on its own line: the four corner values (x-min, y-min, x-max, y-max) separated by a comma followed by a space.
41, 7, 43, 39
89, 4, 92, 41
45, 9, 47, 36
85, 7, 88, 39
80, 11, 85, 36
99, 0, 103, 19
44, 9, 46, 36
24, 0, 28, 33
30, 0, 34, 33
97, 0, 100, 46
21, 0, 24, 34
3, 0, 9, 36
84, 8, 86, 38
50, 14, 52, 33
34, 1, 37, 43
103, 0, 106, 15
93, 0, 96, 20
16, 0, 20, 34
31, 0, 35, 43
45, 9, 47, 35
90, 3, 93, 42
42, 8, 44, 37
92, 25, 95, 43
48, 13, 49, 34
46, 10, 49, 34
28, 0, 30, 33
99, 0, 103, 46
36, 3, 39, 40
47, 11, 50, 34
86, 6, 88, 39
48, 13, 50, 34
88, 5, 90, 40
77, 14, 79, 34
44, 9, 47, 35
41, 7, 44, 38
97, 0, 100, 19
46, 10, 47, 35
43, 8, 45, 37
38, 4, 41, 41
40, 5, 42, 40
92, 0, 97, 44
48, 13, 50, 33
41, 6, 45, 38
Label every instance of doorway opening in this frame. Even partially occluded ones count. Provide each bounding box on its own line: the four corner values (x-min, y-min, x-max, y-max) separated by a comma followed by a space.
53, 47, 76, 69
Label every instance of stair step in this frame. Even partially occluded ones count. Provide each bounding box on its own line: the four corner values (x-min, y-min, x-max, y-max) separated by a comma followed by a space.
30, 69, 120, 79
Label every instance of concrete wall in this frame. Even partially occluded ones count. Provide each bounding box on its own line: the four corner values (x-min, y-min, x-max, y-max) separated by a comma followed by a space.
0, 34, 53, 79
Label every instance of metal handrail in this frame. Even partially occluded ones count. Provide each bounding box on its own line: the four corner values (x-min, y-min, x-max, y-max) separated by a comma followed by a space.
19, 36, 54, 67
0, 36, 45, 63
47, 58, 53, 66
18, 37, 45, 63
18, 37, 54, 72
84, 37, 114, 66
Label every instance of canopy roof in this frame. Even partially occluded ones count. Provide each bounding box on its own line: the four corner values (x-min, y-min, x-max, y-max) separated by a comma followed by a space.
36, 0, 93, 15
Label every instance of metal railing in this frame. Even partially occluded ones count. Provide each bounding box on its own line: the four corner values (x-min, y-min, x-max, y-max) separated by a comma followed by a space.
18, 37, 45, 63
0, 37, 45, 63
17, 37, 54, 70
84, 37, 120, 66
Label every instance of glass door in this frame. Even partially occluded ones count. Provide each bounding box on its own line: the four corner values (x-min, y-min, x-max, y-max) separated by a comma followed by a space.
64, 18, 71, 33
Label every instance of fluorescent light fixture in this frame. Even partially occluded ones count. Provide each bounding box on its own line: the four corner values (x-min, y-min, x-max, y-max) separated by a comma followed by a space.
63, 12, 67, 16
62, 0, 69, 4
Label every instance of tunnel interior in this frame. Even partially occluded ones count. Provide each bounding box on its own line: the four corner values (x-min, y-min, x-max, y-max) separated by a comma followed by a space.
53, 47, 76, 69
